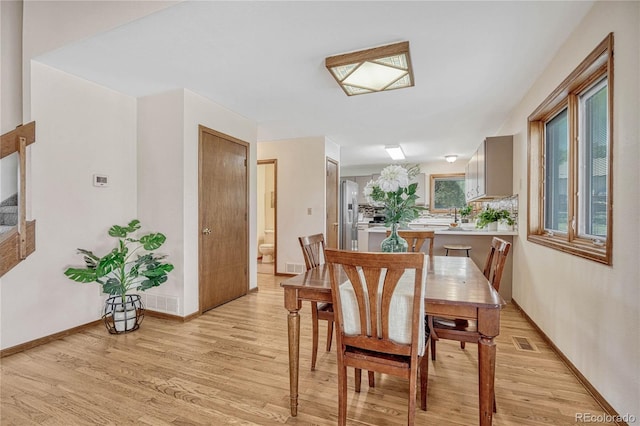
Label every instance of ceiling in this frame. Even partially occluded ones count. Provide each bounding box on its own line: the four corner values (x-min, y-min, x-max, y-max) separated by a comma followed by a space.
35, 1, 594, 171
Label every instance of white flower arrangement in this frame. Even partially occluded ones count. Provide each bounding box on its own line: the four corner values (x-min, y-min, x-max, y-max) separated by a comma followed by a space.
364, 164, 424, 226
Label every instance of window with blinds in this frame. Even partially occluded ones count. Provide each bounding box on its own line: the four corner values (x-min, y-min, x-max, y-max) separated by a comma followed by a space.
527, 33, 613, 265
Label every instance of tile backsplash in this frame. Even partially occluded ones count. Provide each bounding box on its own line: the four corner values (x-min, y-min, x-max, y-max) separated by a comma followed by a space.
358, 194, 519, 224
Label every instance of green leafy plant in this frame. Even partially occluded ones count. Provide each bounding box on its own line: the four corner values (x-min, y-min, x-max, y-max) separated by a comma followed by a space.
476, 208, 515, 228
497, 209, 515, 226
460, 205, 473, 218
64, 219, 174, 299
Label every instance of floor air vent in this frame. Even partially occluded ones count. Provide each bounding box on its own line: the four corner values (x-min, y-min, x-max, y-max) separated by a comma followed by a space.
512, 336, 539, 353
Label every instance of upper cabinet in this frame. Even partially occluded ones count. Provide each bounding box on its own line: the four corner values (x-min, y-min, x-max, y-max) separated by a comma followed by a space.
465, 135, 513, 202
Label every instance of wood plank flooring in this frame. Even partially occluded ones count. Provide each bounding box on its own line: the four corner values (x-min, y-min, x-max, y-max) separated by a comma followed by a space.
1, 273, 614, 425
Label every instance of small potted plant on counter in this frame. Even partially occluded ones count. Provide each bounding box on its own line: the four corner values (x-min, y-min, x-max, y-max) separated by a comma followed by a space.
64, 219, 173, 334
459, 205, 473, 223
476, 206, 514, 231
497, 209, 515, 231
475, 207, 501, 231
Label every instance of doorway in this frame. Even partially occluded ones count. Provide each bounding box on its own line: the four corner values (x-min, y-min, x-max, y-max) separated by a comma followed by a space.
326, 158, 339, 249
257, 159, 277, 275
198, 125, 249, 312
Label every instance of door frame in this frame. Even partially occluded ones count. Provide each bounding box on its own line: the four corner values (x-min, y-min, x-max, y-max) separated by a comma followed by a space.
198, 125, 250, 313
326, 157, 339, 249
257, 159, 277, 270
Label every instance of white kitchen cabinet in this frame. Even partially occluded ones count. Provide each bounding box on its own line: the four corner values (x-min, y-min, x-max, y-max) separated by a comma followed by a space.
466, 135, 512, 201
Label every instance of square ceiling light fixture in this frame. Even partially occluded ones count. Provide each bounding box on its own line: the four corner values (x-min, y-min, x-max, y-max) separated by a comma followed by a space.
325, 41, 414, 96
385, 145, 405, 161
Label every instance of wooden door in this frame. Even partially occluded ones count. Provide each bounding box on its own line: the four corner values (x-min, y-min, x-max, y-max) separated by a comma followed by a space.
199, 126, 248, 312
326, 158, 339, 249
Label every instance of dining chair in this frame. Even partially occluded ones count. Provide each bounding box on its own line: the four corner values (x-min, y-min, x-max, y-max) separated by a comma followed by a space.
427, 237, 510, 413
298, 234, 333, 371
386, 229, 435, 255
324, 249, 429, 426
428, 237, 511, 359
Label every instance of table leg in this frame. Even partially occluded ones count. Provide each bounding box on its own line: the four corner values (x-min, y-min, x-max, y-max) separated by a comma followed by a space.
478, 335, 496, 426
284, 289, 301, 417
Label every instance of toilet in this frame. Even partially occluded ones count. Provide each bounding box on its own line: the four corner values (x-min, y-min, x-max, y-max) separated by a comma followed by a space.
259, 229, 275, 263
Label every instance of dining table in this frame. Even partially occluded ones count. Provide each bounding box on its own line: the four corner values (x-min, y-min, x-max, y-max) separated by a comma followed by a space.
280, 255, 506, 426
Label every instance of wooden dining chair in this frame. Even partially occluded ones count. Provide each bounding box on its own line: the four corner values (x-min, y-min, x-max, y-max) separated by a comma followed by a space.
298, 234, 333, 371
386, 230, 435, 255
325, 249, 429, 426
428, 237, 511, 360
427, 237, 510, 413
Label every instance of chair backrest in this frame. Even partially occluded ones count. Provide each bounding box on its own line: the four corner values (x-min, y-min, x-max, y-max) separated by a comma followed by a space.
324, 249, 427, 358
384, 230, 435, 255
298, 233, 326, 270
482, 237, 511, 292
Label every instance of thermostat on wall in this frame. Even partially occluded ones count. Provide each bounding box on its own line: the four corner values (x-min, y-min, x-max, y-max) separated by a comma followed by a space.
93, 174, 109, 187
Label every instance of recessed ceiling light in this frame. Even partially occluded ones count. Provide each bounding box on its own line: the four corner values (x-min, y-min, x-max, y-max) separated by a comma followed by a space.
385, 145, 405, 161
325, 41, 414, 96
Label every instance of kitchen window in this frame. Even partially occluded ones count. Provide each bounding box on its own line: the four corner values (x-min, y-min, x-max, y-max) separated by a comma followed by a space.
430, 173, 466, 213
527, 33, 613, 265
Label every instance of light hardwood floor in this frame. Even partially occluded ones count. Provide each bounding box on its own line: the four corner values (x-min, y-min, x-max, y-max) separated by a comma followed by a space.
1, 274, 614, 425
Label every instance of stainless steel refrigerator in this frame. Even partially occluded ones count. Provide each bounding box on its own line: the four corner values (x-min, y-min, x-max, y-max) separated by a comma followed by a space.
339, 180, 359, 251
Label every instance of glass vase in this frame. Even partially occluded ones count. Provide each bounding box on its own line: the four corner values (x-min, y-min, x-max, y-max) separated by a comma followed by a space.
380, 223, 408, 253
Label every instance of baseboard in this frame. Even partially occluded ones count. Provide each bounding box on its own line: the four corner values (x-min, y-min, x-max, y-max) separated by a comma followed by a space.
0, 319, 102, 358
510, 299, 627, 426
145, 309, 199, 322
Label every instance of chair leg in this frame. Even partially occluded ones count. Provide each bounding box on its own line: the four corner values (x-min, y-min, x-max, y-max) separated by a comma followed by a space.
338, 365, 348, 426
354, 368, 362, 393
408, 366, 418, 426
430, 336, 437, 361
460, 341, 466, 350
493, 390, 497, 413
326, 319, 334, 352
368, 371, 375, 388
311, 302, 319, 371
420, 350, 428, 411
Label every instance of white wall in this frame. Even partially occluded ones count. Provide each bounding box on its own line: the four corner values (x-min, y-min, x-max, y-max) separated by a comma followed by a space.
137, 89, 186, 314
500, 1, 639, 418
0, 62, 138, 350
138, 89, 258, 316
21, 0, 177, 120
258, 137, 326, 273
0, 1, 22, 203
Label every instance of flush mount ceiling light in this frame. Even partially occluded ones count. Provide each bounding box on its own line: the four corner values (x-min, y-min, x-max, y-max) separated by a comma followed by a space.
325, 41, 414, 96
445, 155, 458, 163
385, 145, 405, 161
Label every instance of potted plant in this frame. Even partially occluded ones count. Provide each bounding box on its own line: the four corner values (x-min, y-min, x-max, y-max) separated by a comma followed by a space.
64, 219, 173, 334
475, 207, 501, 231
459, 205, 473, 223
497, 209, 515, 231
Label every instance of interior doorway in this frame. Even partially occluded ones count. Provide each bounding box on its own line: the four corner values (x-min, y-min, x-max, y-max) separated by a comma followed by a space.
257, 159, 277, 275
198, 126, 249, 312
326, 157, 339, 249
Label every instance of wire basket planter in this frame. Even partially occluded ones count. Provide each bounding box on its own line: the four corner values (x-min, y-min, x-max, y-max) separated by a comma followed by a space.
102, 294, 145, 334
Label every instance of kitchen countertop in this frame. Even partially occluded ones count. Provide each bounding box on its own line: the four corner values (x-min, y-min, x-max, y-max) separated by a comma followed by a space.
366, 226, 518, 236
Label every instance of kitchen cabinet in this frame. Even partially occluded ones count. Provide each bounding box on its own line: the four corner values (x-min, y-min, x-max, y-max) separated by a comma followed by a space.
466, 135, 512, 201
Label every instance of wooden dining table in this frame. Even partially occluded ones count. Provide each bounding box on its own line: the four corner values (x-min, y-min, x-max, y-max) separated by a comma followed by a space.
280, 255, 506, 426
